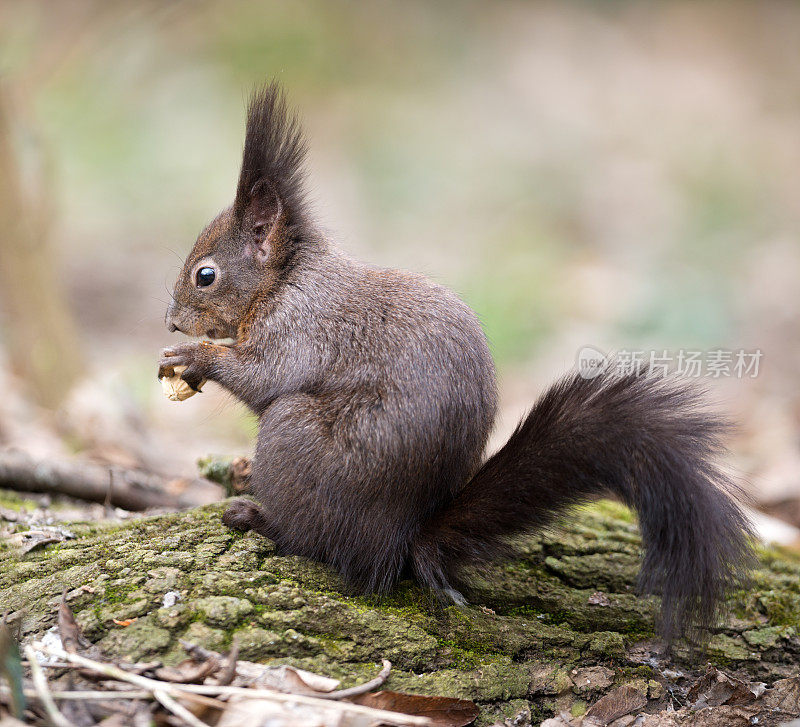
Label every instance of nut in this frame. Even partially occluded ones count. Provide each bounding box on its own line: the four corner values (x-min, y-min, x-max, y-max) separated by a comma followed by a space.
160, 365, 205, 402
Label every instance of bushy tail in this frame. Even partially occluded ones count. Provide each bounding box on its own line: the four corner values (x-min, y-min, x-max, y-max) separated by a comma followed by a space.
411, 369, 754, 640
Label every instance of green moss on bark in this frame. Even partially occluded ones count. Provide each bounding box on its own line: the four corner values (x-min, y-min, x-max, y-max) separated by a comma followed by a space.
3, 493, 799, 723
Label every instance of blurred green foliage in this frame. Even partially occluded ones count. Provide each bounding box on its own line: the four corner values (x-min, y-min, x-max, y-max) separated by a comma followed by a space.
0, 0, 796, 428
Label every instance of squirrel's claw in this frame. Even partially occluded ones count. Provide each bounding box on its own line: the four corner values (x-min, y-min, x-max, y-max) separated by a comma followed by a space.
158, 343, 197, 380
180, 365, 206, 392
157, 360, 177, 380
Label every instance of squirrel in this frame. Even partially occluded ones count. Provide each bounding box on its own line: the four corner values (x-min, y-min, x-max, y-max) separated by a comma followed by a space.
160, 82, 754, 641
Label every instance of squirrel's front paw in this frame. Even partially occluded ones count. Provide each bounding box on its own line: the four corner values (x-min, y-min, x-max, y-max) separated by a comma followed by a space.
158, 343, 208, 392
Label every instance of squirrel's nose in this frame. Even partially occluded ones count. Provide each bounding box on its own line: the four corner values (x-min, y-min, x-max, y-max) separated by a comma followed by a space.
165, 301, 182, 333
166, 314, 185, 334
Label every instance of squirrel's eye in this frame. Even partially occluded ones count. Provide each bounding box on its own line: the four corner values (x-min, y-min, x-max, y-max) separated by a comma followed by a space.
196, 267, 216, 287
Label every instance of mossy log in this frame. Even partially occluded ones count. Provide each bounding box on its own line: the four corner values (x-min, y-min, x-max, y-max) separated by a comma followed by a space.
2, 494, 799, 725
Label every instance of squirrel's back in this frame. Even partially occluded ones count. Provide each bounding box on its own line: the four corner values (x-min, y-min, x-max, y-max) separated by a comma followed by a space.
273, 245, 499, 456
243, 245, 499, 589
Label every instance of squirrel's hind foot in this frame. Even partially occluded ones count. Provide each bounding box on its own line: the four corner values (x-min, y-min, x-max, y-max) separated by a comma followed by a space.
222, 498, 265, 533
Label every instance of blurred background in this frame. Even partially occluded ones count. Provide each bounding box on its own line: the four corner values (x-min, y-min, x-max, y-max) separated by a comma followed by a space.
0, 1, 798, 528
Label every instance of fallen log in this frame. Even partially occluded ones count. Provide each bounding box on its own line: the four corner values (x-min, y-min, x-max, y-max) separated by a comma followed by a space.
2, 499, 799, 725
0, 448, 217, 512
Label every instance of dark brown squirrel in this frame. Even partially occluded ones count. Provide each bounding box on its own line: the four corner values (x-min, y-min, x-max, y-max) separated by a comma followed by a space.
160, 82, 753, 641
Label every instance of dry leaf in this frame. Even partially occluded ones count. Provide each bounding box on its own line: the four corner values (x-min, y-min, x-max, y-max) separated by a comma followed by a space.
215, 639, 240, 686
763, 677, 800, 714
588, 591, 611, 606
59, 591, 94, 654
112, 618, 137, 627
584, 684, 647, 726
686, 667, 765, 709
540, 717, 572, 727
154, 656, 219, 684
352, 690, 479, 727
217, 696, 374, 727
13, 530, 62, 553
256, 664, 341, 694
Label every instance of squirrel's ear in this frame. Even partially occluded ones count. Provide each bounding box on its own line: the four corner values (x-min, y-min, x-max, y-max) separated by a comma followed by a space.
241, 180, 286, 265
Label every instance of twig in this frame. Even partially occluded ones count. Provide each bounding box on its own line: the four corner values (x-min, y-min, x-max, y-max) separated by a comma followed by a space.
316, 659, 392, 700
43, 664, 88, 671
26, 645, 218, 727
2, 684, 224, 707
180, 640, 390, 698
33, 642, 430, 726
22, 645, 76, 727
2, 684, 151, 700
169, 691, 228, 711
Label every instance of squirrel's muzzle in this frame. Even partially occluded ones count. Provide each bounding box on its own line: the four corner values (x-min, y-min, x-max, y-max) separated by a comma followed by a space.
165, 300, 185, 333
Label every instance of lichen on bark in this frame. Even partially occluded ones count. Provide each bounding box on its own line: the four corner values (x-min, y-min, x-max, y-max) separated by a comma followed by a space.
2, 495, 799, 725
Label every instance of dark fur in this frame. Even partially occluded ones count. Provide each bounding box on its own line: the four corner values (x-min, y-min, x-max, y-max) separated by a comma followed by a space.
233, 82, 307, 223
162, 83, 754, 640
411, 371, 754, 641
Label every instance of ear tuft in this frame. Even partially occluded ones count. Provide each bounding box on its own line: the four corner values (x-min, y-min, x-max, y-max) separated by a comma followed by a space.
234, 82, 307, 226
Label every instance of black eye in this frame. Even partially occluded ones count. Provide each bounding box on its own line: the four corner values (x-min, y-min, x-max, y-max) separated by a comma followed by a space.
196, 267, 216, 287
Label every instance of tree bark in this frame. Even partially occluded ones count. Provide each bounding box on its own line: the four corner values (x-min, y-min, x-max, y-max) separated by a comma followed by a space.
1, 497, 798, 725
